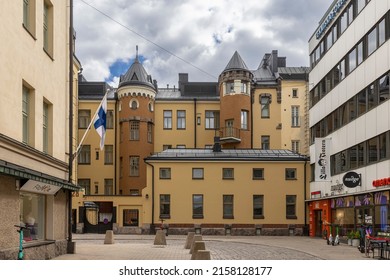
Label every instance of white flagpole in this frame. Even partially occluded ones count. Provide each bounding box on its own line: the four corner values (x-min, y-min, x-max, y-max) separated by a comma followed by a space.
74, 89, 109, 157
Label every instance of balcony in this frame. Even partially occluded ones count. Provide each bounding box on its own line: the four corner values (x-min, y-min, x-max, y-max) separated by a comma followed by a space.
219, 127, 241, 143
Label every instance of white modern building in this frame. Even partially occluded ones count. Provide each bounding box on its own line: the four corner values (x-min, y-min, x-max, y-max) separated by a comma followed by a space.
308, 0, 390, 237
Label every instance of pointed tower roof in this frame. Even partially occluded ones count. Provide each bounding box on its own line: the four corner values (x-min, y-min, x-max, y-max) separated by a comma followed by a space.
223, 51, 249, 72
118, 46, 155, 89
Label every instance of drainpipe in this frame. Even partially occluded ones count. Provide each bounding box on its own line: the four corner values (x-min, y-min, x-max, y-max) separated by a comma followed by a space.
250, 83, 254, 148
145, 161, 155, 234
194, 98, 197, 148
304, 157, 308, 236
67, 0, 75, 252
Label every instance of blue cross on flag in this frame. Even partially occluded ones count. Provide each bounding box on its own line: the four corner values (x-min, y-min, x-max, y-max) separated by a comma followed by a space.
93, 94, 107, 150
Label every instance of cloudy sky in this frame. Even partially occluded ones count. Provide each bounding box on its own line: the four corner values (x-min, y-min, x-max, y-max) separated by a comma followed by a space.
74, 0, 332, 88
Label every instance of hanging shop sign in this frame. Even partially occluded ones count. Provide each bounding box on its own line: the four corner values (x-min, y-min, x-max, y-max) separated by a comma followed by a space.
20, 179, 62, 195
372, 177, 390, 187
342, 172, 361, 188
315, 138, 331, 181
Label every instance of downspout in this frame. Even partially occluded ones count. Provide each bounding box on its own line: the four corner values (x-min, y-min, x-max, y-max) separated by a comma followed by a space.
67, 0, 74, 251
194, 98, 197, 148
304, 158, 308, 235
250, 83, 254, 148
145, 161, 155, 234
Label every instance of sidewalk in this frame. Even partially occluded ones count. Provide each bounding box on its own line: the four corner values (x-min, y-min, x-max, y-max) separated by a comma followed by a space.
52, 234, 372, 260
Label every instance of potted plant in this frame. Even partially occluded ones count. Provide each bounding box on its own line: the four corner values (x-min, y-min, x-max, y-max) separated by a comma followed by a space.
351, 230, 360, 247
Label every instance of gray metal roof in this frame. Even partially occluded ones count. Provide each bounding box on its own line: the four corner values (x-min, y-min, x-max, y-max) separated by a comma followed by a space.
118, 54, 155, 89
223, 51, 249, 72
145, 148, 307, 161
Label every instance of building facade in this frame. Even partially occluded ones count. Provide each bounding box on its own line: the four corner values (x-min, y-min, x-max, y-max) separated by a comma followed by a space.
308, 0, 390, 237
74, 49, 310, 235
0, 1, 80, 259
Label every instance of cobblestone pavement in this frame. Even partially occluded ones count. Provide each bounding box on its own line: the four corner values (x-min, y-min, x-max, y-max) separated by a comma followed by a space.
52, 234, 371, 260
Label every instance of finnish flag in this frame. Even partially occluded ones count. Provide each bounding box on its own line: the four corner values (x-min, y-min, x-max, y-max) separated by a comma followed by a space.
94, 94, 107, 150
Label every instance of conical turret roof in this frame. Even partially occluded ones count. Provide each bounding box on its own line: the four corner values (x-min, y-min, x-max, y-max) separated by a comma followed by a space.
223, 51, 249, 72
118, 47, 155, 89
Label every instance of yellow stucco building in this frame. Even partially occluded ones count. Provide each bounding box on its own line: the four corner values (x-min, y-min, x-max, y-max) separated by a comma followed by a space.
74, 49, 310, 235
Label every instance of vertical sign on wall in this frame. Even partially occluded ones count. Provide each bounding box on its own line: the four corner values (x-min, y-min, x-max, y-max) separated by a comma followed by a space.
315, 138, 331, 181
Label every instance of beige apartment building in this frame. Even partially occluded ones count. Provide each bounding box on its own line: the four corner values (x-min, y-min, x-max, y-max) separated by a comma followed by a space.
0, 1, 80, 259
74, 49, 310, 235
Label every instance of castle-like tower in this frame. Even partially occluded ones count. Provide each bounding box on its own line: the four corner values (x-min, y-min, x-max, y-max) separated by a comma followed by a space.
117, 48, 156, 195
218, 51, 253, 148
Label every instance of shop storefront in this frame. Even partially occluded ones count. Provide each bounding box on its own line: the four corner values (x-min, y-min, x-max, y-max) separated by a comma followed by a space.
309, 191, 390, 238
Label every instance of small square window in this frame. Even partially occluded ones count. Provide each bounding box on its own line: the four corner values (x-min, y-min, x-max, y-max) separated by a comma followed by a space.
285, 168, 297, 180
253, 168, 264, 180
192, 168, 204, 179
292, 89, 298, 98
159, 168, 171, 179
223, 168, 234, 179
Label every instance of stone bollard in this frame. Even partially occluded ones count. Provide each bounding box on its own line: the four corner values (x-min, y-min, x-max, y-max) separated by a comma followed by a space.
191, 241, 206, 260
104, 230, 115, 244
189, 235, 203, 254
184, 232, 195, 249
193, 250, 211, 260
154, 229, 167, 245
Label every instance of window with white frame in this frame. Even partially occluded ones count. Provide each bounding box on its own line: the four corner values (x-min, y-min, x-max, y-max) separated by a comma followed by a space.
205, 111, 219, 129
291, 106, 300, 127
177, 110, 186, 129
130, 121, 140, 140
163, 110, 172, 129
241, 110, 248, 130
129, 156, 139, 176
291, 140, 300, 154
192, 168, 204, 179
260, 96, 270, 118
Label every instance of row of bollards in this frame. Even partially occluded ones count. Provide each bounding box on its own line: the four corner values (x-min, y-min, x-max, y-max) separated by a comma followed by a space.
104, 229, 210, 260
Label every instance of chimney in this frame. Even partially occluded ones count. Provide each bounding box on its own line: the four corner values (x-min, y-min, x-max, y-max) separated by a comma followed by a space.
213, 137, 222, 152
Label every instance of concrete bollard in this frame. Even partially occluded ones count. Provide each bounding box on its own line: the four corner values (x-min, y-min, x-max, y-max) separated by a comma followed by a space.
154, 229, 167, 245
191, 241, 206, 260
184, 232, 195, 249
189, 235, 203, 254
193, 250, 211, 260
104, 230, 115, 244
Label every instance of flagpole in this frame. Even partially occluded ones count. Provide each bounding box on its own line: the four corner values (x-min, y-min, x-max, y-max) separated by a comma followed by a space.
74, 89, 109, 157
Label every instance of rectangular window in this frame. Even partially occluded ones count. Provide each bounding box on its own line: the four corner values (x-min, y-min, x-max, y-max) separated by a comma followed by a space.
379, 133, 387, 160
260, 96, 270, 118
78, 145, 91, 164
285, 168, 297, 180
286, 195, 297, 219
241, 82, 248, 94
130, 121, 140, 140
222, 168, 234, 179
42, 102, 49, 153
367, 27, 377, 56
78, 110, 91, 129
357, 0, 365, 14
291, 106, 300, 127
22, 86, 31, 144
357, 41, 364, 66
123, 209, 139, 227
340, 10, 348, 34
241, 110, 248, 130
177, 110, 186, 129
78, 179, 90, 195
261, 136, 270, 150
223, 195, 234, 219
348, 48, 357, 73
106, 110, 114, 129
379, 73, 389, 104
253, 195, 264, 219
192, 194, 204, 219
252, 168, 264, 180
159, 168, 171, 179
226, 82, 234, 94
367, 83, 378, 110
192, 168, 204, 179
147, 122, 153, 143
368, 137, 378, 163
378, 19, 386, 47
129, 156, 139, 176
160, 194, 170, 219
20, 192, 45, 241
357, 89, 367, 117
163, 110, 172, 129
348, 96, 356, 122
43, 1, 53, 56
104, 179, 113, 195
205, 111, 220, 129
292, 89, 298, 98
104, 145, 113, 165
23, 0, 36, 36
292, 140, 300, 154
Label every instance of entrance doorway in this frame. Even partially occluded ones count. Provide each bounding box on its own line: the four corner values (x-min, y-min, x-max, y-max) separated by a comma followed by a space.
315, 210, 323, 237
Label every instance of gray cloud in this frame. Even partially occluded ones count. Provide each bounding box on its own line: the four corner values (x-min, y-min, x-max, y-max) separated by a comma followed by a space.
74, 0, 333, 86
